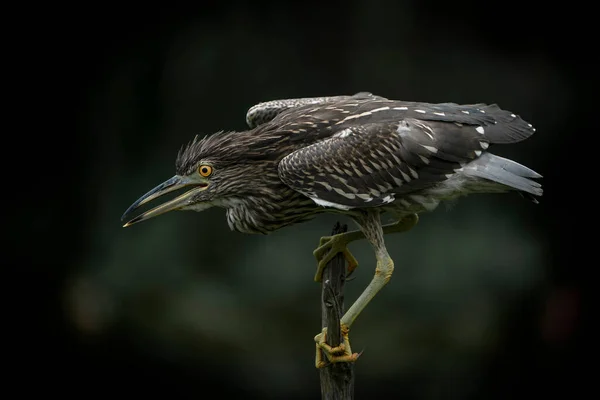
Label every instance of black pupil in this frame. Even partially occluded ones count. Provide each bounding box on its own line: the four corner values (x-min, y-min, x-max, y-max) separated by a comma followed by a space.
202, 167, 208, 174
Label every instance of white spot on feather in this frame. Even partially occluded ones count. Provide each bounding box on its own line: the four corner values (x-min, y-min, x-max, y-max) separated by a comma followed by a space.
511, 113, 516, 118
333, 128, 353, 138
356, 193, 373, 201
480, 141, 489, 149
370, 106, 390, 113
335, 110, 374, 124
422, 145, 438, 153
474, 150, 482, 156
433, 112, 445, 116
316, 181, 333, 191
418, 155, 430, 164
476, 126, 485, 134
418, 125, 434, 140
333, 187, 356, 199
369, 188, 381, 197
408, 167, 418, 179
391, 175, 404, 186
311, 197, 353, 210
415, 109, 426, 114
393, 106, 408, 110
399, 169, 411, 181
461, 110, 470, 114
382, 195, 395, 204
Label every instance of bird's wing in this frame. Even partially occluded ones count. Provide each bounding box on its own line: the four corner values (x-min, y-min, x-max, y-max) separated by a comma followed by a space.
278, 119, 493, 209
245, 92, 387, 128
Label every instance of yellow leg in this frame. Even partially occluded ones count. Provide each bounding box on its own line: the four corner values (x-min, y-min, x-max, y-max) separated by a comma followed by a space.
314, 324, 360, 368
312, 214, 418, 282
312, 213, 419, 367
313, 233, 361, 282
341, 254, 394, 328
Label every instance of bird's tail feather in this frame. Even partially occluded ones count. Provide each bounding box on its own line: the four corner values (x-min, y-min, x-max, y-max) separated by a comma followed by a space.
462, 153, 543, 198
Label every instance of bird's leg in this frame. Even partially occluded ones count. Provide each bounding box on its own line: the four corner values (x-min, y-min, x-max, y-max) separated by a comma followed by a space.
312, 213, 418, 282
314, 324, 360, 368
314, 211, 416, 367
340, 210, 397, 329
313, 230, 363, 282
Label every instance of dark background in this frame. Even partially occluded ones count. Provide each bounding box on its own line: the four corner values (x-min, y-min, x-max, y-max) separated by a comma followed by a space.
25, 1, 588, 398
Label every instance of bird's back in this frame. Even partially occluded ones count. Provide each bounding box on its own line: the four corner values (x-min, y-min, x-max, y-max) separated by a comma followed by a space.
256, 94, 532, 140
257, 95, 541, 215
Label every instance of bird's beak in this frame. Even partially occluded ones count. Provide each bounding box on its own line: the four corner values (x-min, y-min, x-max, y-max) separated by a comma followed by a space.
121, 175, 208, 227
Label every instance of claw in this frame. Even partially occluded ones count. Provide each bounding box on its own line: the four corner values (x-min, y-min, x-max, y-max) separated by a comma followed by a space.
344, 249, 359, 279
314, 325, 360, 368
313, 234, 359, 282
313, 235, 335, 261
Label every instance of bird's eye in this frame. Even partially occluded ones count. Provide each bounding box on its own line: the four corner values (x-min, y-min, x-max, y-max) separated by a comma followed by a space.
198, 165, 213, 177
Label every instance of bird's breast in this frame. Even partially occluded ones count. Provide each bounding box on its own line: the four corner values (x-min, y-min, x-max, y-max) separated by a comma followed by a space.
221, 193, 322, 234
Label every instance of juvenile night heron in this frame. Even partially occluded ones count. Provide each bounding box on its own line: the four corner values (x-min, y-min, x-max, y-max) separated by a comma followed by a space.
121, 92, 542, 367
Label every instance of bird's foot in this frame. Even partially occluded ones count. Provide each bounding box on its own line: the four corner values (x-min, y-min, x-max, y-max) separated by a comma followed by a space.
313, 233, 359, 282
314, 324, 361, 368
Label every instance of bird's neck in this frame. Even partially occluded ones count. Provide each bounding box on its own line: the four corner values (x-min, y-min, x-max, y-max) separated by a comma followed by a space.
218, 196, 271, 234
218, 189, 320, 235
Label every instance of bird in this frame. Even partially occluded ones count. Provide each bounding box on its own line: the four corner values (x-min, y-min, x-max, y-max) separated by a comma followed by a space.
121, 92, 542, 367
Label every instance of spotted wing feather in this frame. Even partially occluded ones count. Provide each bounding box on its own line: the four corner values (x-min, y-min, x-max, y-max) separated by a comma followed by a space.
245, 92, 388, 128
253, 97, 534, 148
278, 119, 489, 209
325, 101, 534, 144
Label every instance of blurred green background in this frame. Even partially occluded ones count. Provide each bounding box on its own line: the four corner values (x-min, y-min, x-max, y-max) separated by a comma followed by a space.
32, 1, 586, 398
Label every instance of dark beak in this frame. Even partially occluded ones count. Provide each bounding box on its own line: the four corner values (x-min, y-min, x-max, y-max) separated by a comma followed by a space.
121, 175, 207, 227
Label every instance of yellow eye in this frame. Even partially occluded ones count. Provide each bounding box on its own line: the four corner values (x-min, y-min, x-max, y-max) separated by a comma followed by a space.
198, 165, 213, 177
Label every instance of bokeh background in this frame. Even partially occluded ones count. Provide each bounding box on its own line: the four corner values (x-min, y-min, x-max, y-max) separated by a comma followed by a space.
31, 1, 588, 398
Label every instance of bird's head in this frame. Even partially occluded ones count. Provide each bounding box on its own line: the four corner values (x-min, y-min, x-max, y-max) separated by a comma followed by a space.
121, 131, 261, 227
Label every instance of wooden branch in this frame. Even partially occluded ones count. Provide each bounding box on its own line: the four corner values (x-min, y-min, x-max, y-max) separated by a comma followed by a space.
319, 222, 355, 399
